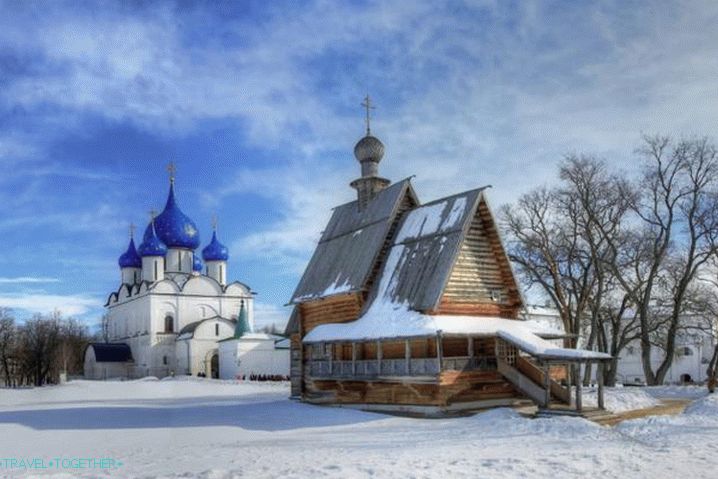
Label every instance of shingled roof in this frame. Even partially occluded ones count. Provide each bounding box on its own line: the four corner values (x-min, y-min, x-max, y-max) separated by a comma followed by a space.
365, 186, 489, 313
289, 178, 418, 304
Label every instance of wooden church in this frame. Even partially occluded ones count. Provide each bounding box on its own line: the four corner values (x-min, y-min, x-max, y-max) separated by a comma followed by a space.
286, 98, 611, 415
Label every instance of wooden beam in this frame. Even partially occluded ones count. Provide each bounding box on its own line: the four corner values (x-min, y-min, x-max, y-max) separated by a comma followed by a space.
597, 362, 605, 410
543, 362, 551, 408
328, 343, 333, 375
467, 337, 474, 358
436, 331, 443, 371
377, 340, 383, 375
575, 364, 582, 412
405, 339, 411, 375
351, 342, 357, 375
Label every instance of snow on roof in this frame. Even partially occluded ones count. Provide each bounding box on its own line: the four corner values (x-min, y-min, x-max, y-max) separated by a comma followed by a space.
290, 179, 416, 303
303, 302, 609, 360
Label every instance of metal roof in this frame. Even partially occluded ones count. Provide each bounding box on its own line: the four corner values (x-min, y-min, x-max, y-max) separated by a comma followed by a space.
87, 343, 133, 362
365, 187, 488, 312
289, 178, 417, 303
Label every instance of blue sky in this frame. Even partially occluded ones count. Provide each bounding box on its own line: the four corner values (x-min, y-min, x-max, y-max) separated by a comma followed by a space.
1, 0, 717, 330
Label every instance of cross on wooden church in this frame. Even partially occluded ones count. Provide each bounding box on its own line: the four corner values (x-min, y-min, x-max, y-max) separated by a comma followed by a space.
361, 94, 375, 135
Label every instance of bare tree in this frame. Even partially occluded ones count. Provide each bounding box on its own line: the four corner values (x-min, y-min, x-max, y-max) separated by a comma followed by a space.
601, 136, 718, 384
0, 308, 16, 387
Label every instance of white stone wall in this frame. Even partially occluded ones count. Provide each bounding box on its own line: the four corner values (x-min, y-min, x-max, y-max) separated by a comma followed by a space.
106, 271, 254, 379
83, 348, 131, 380
218, 336, 289, 380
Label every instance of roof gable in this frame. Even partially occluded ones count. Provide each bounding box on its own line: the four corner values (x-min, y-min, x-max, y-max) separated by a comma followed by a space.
290, 179, 418, 303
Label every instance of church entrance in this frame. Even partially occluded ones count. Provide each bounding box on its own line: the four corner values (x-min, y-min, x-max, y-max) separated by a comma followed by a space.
210, 353, 219, 379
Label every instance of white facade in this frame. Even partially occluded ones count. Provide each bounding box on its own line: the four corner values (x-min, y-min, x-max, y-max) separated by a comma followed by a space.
218, 334, 290, 380
83, 347, 132, 380
524, 305, 716, 385
101, 275, 254, 378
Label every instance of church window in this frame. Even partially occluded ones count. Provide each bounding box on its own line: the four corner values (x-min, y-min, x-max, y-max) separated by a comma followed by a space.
154, 261, 158, 280
220, 264, 224, 280
164, 315, 174, 333
163, 355, 167, 365
215, 323, 219, 336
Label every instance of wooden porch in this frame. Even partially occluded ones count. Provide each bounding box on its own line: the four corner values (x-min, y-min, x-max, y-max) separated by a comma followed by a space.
303, 332, 612, 416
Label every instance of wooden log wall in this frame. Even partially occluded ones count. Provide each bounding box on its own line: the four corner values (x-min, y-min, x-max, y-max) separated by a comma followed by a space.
438, 199, 521, 318
305, 369, 520, 407
299, 293, 363, 334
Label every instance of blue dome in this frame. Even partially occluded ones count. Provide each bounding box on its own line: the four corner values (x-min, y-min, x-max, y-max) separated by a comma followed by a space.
202, 231, 229, 262
138, 222, 167, 257
154, 184, 201, 250
118, 237, 142, 268
193, 254, 204, 272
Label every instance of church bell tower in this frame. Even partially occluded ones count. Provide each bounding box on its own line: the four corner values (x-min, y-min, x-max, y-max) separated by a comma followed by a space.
350, 95, 390, 211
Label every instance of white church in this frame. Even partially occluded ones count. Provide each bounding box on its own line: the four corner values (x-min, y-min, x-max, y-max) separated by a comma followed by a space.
84, 166, 288, 380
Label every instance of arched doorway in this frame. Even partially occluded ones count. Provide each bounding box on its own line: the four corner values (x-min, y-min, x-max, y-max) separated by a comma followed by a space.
680, 373, 692, 384
210, 353, 219, 379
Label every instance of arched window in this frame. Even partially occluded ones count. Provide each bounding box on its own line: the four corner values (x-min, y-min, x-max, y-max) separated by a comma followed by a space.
164, 315, 174, 333
682, 346, 694, 356
215, 323, 219, 336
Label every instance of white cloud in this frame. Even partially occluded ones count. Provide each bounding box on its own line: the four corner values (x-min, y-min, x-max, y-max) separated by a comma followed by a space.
0, 293, 100, 316
0, 277, 60, 284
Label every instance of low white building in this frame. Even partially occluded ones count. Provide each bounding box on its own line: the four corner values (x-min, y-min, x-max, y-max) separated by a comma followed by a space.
218, 302, 289, 380
524, 305, 716, 385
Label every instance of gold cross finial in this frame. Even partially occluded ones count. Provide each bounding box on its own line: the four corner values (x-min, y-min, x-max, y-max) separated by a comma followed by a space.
361, 94, 375, 135
211, 214, 218, 232
167, 161, 176, 185
149, 209, 158, 222
129, 223, 136, 238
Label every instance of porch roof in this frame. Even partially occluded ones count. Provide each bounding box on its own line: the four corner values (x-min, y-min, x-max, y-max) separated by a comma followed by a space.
302, 304, 611, 361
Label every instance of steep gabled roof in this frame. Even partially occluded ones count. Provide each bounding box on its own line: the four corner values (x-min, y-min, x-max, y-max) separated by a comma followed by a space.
289, 178, 418, 304
365, 187, 489, 312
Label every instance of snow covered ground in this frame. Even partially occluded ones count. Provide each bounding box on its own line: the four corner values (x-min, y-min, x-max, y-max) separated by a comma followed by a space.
0, 378, 717, 478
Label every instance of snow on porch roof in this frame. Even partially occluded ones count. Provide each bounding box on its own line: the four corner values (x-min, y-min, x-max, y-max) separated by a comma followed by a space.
302, 303, 611, 361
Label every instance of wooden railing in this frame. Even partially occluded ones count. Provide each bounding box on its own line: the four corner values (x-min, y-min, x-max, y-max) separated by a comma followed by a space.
307, 354, 498, 379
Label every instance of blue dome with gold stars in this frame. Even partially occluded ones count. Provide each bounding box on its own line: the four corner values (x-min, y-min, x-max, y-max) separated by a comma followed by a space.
154, 183, 201, 250
202, 231, 229, 262
138, 222, 167, 257
118, 237, 142, 268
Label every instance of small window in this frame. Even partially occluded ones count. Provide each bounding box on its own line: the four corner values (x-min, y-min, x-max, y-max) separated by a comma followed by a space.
215, 323, 219, 336
162, 355, 167, 365
627, 346, 635, 355
164, 315, 174, 333
681, 347, 694, 356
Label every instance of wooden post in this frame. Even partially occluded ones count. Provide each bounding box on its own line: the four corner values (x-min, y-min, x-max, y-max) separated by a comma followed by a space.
543, 362, 551, 409
328, 343, 333, 376
566, 362, 572, 407
405, 339, 411, 375
575, 363, 583, 412
377, 340, 382, 375
597, 361, 605, 410
436, 331, 443, 372
351, 342, 357, 375
467, 337, 474, 368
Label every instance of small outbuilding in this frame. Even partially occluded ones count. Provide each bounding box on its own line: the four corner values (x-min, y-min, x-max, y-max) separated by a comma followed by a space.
83, 343, 134, 380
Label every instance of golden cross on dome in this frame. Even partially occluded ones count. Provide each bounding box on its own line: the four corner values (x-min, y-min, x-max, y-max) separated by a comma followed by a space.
129, 223, 136, 238
361, 94, 375, 135
149, 209, 158, 222
167, 161, 176, 185
211, 214, 218, 231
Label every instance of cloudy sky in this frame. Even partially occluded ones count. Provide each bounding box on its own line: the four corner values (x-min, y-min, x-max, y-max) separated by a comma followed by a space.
0, 0, 717, 330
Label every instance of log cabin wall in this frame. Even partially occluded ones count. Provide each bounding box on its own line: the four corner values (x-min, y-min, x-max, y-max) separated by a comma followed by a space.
438, 199, 522, 318
299, 293, 364, 334
305, 369, 520, 407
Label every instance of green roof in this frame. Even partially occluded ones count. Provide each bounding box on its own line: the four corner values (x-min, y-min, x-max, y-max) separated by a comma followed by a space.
234, 300, 251, 338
